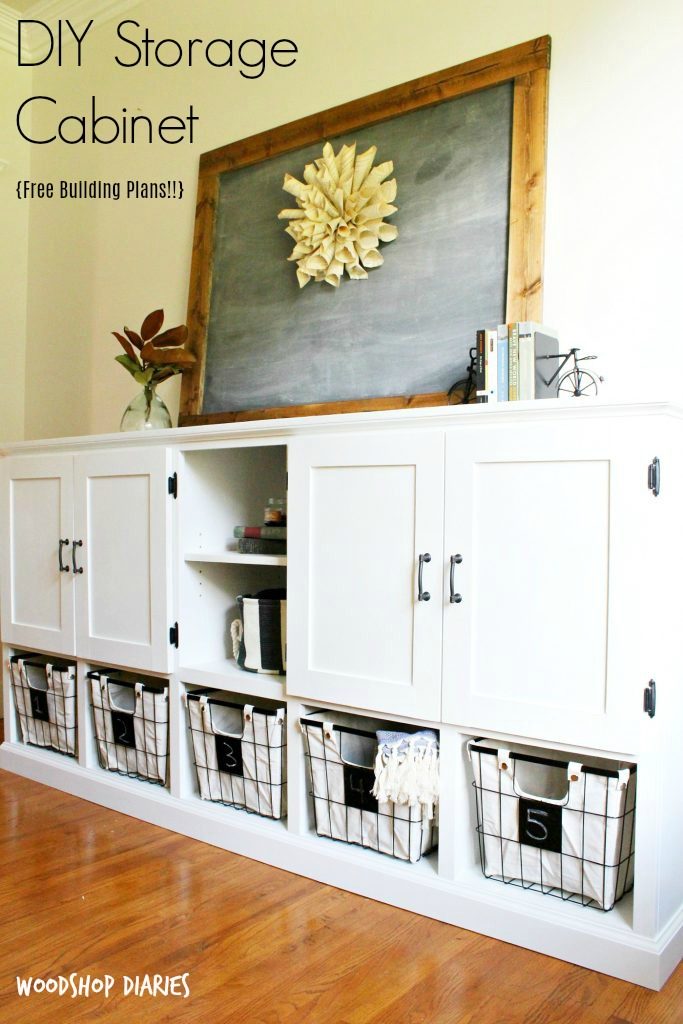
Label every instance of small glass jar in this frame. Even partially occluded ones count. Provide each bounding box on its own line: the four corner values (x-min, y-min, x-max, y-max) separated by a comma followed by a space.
264, 497, 287, 526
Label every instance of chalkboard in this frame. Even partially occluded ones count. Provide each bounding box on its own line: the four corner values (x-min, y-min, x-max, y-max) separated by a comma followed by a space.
180, 37, 550, 424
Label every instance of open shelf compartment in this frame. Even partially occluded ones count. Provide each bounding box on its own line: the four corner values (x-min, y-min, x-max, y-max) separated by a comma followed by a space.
454, 732, 636, 923
300, 706, 439, 867
178, 444, 287, 558
178, 682, 287, 823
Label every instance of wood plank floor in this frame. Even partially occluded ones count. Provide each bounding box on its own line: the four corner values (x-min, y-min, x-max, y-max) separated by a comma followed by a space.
0, 746, 680, 1023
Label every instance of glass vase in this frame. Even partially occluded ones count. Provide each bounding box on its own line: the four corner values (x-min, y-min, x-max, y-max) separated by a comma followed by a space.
120, 384, 172, 431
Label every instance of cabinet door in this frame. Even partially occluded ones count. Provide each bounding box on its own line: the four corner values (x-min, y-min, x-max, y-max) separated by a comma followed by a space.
288, 431, 444, 720
0, 454, 76, 656
73, 447, 173, 672
442, 420, 654, 751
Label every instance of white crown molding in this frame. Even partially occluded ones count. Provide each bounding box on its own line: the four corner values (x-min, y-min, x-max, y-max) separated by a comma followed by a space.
0, 4, 18, 56
0, 0, 142, 60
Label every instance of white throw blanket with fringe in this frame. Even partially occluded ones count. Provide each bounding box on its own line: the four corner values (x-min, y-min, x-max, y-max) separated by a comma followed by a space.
372, 729, 439, 819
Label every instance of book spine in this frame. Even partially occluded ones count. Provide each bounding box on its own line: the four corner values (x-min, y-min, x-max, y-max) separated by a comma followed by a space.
497, 325, 509, 401
237, 538, 287, 555
485, 329, 498, 403
233, 526, 287, 540
508, 323, 519, 401
475, 329, 487, 403
517, 321, 535, 401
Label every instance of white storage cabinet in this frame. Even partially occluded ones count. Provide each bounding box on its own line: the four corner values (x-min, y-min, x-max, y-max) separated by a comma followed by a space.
288, 417, 660, 753
0, 401, 681, 991
1, 447, 174, 672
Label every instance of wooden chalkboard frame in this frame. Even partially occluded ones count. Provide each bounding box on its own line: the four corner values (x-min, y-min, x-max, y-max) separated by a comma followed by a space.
180, 36, 550, 426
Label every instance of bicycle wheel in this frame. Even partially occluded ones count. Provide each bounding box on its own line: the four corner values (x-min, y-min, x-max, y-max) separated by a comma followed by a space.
447, 377, 476, 405
557, 368, 600, 398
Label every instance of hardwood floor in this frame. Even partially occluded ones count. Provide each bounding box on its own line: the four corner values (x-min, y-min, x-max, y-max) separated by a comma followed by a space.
0, 731, 680, 1023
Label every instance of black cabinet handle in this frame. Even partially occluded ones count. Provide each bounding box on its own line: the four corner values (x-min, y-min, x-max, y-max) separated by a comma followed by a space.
418, 553, 431, 602
58, 539, 70, 573
450, 554, 463, 603
644, 680, 656, 718
72, 539, 84, 574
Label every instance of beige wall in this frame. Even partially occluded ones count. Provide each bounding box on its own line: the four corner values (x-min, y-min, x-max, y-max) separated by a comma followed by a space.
12, 0, 683, 438
0, 46, 29, 441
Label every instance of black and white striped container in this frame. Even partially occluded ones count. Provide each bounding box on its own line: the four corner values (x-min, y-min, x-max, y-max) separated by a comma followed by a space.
232, 589, 286, 676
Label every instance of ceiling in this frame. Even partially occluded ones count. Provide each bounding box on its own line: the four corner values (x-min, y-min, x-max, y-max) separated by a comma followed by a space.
0, 0, 143, 57
3, 1, 44, 12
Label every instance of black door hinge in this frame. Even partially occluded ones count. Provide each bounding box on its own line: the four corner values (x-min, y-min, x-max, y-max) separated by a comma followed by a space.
168, 472, 178, 499
643, 679, 656, 718
647, 458, 660, 497
169, 622, 179, 648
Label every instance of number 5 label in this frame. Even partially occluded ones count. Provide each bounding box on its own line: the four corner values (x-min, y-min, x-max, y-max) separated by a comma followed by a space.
518, 798, 563, 853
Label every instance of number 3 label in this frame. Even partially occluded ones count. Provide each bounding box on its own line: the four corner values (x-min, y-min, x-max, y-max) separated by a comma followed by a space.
215, 735, 244, 776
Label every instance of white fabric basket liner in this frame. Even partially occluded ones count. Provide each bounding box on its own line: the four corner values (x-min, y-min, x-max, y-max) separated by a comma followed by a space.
185, 693, 286, 819
468, 738, 636, 910
90, 674, 168, 783
10, 657, 77, 755
301, 711, 436, 863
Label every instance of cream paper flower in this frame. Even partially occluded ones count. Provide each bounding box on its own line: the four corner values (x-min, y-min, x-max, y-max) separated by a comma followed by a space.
278, 141, 398, 288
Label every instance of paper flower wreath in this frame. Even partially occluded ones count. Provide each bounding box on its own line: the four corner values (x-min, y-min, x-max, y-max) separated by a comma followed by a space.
278, 141, 398, 288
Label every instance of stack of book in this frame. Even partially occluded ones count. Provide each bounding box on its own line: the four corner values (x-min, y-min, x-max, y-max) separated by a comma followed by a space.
475, 322, 559, 403
233, 525, 287, 556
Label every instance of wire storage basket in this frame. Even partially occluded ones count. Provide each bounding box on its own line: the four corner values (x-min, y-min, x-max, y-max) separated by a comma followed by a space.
185, 691, 286, 819
88, 670, 168, 786
9, 654, 77, 756
301, 713, 438, 863
468, 738, 636, 910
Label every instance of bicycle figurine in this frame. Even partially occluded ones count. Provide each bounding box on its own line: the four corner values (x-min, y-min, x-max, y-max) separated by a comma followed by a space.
447, 344, 604, 404
447, 346, 478, 405
539, 348, 605, 398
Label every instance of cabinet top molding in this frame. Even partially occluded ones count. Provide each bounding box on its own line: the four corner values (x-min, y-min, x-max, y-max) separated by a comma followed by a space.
1, 399, 681, 456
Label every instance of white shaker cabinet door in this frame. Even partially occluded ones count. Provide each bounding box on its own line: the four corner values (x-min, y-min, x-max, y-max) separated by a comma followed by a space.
73, 447, 173, 672
288, 431, 444, 721
0, 454, 76, 656
442, 419, 655, 751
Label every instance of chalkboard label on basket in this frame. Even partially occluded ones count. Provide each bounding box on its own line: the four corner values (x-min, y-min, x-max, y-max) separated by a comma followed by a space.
344, 765, 379, 814
215, 735, 244, 776
518, 798, 562, 854
30, 688, 50, 722
111, 711, 136, 748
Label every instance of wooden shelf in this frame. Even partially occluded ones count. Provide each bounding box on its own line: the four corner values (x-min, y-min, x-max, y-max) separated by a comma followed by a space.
184, 551, 287, 567
179, 659, 286, 700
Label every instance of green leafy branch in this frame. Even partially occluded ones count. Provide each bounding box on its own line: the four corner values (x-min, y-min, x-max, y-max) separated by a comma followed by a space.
113, 308, 196, 388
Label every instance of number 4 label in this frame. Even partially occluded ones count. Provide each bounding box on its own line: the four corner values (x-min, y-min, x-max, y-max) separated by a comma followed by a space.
518, 798, 563, 854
